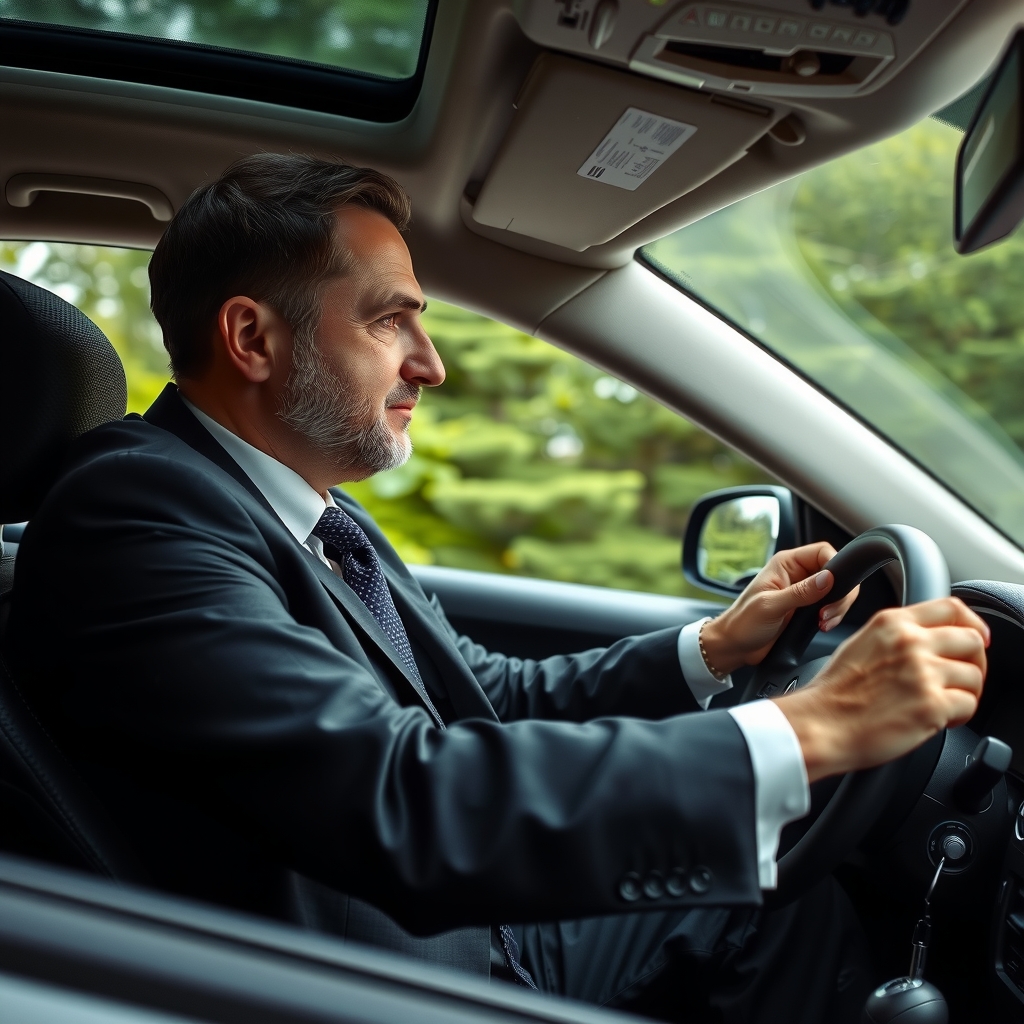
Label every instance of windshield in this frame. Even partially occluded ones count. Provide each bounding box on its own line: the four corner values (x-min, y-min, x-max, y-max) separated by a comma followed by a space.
0, 0, 430, 79
642, 117, 1024, 549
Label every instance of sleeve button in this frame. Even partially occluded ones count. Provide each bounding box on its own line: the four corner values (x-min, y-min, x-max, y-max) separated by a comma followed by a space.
689, 866, 713, 894
618, 872, 642, 902
666, 868, 687, 897
643, 871, 665, 899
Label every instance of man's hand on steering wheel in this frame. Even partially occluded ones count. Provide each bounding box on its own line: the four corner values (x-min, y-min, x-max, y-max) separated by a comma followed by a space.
778, 598, 990, 783
699, 542, 992, 787
700, 542, 860, 677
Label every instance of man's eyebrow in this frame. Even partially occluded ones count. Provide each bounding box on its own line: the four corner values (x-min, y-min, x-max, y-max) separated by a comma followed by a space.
370, 292, 427, 314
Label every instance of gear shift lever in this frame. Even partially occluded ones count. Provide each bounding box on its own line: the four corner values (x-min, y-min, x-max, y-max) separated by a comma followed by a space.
862, 858, 949, 1023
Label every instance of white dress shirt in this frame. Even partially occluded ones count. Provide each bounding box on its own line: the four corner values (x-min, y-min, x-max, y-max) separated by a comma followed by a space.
184, 398, 811, 888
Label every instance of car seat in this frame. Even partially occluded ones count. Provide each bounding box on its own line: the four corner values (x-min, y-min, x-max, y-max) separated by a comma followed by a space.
0, 268, 143, 881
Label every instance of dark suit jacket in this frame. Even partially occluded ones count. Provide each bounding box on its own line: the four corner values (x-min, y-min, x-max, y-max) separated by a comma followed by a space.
5, 385, 760, 970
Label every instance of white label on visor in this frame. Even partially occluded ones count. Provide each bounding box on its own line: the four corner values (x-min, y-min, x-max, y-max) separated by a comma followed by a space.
577, 107, 697, 191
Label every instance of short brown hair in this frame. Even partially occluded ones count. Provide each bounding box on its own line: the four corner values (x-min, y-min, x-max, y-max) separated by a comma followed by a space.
149, 153, 411, 378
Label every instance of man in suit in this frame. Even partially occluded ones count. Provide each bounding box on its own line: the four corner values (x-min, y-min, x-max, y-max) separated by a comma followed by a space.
5, 155, 989, 1023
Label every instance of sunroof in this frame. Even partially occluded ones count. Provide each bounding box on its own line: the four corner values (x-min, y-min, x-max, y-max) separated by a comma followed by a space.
0, 0, 430, 79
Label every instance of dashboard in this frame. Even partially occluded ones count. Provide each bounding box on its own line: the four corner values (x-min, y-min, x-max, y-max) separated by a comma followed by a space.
945, 580, 1024, 1015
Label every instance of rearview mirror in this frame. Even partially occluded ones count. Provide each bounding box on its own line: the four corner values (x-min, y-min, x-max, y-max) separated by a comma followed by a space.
682, 486, 796, 597
955, 29, 1024, 254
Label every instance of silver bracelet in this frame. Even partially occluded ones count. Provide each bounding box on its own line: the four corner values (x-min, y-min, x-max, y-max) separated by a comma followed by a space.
698, 619, 727, 681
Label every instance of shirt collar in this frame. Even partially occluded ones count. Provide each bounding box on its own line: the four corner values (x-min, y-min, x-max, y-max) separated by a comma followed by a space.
181, 397, 332, 546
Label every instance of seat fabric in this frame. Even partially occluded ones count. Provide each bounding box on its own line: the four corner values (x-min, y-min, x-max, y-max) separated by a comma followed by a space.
0, 268, 137, 881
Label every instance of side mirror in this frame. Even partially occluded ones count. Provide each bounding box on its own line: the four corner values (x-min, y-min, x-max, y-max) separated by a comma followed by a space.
682, 486, 796, 598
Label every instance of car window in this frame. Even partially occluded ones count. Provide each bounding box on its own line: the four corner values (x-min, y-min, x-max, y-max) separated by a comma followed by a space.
1, 240, 772, 598
0, 0, 431, 79
642, 117, 1024, 550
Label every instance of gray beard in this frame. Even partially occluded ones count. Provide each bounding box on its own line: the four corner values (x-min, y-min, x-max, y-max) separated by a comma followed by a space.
277, 327, 417, 476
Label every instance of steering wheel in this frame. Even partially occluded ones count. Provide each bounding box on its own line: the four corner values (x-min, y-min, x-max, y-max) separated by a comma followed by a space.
740, 524, 950, 906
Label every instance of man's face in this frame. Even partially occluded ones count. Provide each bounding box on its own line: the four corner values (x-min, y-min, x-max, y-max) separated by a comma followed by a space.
277, 206, 444, 481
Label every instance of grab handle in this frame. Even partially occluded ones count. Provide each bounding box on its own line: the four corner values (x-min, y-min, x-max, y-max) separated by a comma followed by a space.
6, 173, 173, 222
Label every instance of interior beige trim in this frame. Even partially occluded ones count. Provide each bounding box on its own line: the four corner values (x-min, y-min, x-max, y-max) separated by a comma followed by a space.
537, 261, 1024, 585
5, 173, 173, 222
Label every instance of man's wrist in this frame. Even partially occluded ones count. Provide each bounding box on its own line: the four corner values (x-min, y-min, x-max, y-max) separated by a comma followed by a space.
772, 690, 838, 784
699, 614, 745, 678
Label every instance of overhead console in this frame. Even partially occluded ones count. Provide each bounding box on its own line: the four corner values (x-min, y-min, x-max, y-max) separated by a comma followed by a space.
466, 0, 971, 254
516, 0, 964, 98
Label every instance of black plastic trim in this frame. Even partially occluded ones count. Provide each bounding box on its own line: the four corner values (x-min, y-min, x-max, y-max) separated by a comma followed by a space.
0, 8, 438, 122
412, 563, 724, 658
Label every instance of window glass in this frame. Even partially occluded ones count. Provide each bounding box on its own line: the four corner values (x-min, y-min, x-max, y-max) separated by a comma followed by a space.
0, 0, 430, 79
2, 240, 770, 597
643, 118, 1024, 549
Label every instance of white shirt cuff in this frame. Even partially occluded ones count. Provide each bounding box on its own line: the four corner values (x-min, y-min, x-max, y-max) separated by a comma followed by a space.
727, 700, 810, 889
678, 618, 733, 710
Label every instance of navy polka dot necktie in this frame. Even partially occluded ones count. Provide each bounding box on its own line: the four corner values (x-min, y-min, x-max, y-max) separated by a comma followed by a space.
311, 503, 537, 990
312, 504, 444, 727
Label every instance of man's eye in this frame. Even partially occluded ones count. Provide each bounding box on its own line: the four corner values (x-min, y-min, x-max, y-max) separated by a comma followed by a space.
379, 314, 398, 329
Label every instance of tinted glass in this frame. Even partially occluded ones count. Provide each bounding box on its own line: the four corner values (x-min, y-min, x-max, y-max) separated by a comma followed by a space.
0, 0, 430, 79
643, 118, 1024, 548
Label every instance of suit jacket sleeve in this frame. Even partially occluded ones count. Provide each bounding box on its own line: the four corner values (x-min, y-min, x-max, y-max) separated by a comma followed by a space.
8, 434, 762, 934
426, 594, 703, 722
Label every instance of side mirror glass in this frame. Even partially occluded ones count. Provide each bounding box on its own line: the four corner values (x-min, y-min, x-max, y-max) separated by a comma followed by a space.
682, 486, 796, 597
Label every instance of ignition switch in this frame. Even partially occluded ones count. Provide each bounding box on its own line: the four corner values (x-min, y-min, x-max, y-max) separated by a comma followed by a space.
928, 821, 975, 873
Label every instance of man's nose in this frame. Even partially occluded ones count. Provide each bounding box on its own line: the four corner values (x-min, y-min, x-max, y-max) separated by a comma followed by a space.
404, 331, 445, 387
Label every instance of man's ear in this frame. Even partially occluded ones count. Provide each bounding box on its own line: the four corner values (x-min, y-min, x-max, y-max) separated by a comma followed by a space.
216, 296, 290, 384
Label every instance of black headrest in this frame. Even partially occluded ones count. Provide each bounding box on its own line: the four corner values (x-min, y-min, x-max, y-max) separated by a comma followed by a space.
0, 270, 127, 522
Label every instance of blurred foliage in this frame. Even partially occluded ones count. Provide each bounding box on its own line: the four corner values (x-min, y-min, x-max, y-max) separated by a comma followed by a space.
0, 241, 763, 597
791, 119, 1024, 449
0, 0, 428, 78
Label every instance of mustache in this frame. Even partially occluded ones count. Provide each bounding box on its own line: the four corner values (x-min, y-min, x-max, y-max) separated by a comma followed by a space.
385, 381, 422, 407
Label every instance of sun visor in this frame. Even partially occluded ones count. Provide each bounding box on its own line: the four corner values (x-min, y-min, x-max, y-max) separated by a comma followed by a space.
470, 54, 778, 252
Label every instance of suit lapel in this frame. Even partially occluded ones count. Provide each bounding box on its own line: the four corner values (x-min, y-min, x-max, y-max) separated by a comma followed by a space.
300, 548, 432, 697
334, 491, 500, 723
386, 572, 499, 722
